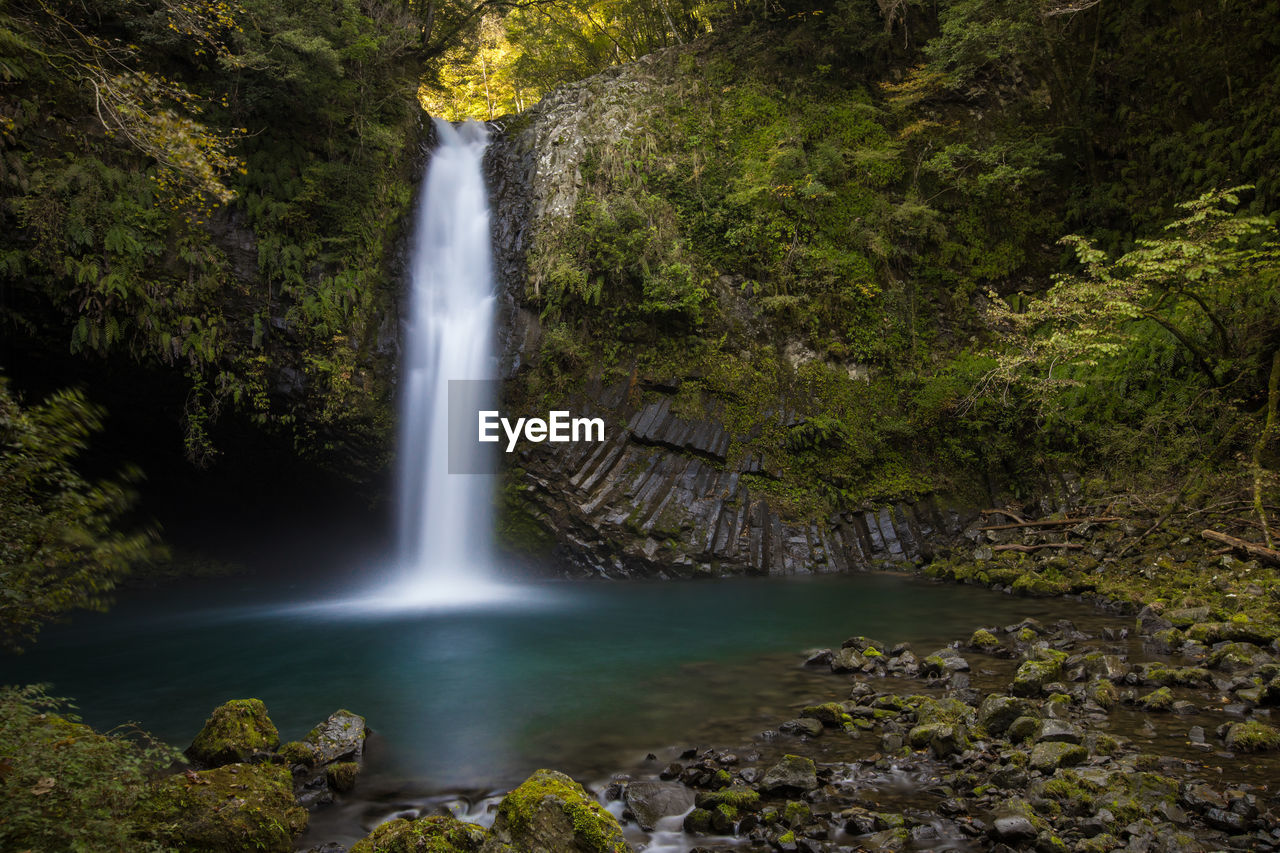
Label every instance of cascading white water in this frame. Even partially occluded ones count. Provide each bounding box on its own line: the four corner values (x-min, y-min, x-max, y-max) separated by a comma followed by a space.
393, 117, 502, 602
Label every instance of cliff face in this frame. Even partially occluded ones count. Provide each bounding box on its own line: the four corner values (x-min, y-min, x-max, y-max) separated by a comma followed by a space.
483, 51, 1012, 577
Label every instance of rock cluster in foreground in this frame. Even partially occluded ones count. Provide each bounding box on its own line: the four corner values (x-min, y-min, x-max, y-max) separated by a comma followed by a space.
594, 611, 1280, 853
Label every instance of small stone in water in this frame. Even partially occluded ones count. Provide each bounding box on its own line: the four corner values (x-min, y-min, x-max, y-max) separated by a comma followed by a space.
991, 815, 1037, 843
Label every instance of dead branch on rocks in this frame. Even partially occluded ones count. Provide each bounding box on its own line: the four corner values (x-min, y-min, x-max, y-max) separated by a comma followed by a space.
1200, 529, 1280, 565
979, 517, 1122, 532
981, 508, 1027, 523
991, 543, 1085, 552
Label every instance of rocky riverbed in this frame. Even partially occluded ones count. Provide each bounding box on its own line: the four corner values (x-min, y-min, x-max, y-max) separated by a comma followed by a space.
290, 517, 1279, 853
20, 514, 1278, 853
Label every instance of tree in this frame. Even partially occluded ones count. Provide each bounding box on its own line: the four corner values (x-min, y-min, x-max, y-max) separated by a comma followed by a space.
981, 187, 1278, 406
0, 376, 162, 651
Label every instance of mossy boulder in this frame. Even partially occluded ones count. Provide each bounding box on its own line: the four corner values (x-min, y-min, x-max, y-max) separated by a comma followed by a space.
278, 739, 319, 767
305, 709, 369, 764
840, 636, 887, 654
1029, 742, 1087, 773
1011, 659, 1060, 697
185, 699, 280, 767
1011, 572, 1068, 596
1224, 720, 1280, 752
326, 761, 360, 793
1207, 642, 1273, 672
694, 786, 761, 812
141, 763, 306, 852
760, 754, 819, 793
978, 694, 1033, 736
350, 815, 487, 853
911, 696, 976, 728
683, 808, 713, 834
909, 723, 967, 757
1086, 678, 1119, 709
1142, 665, 1210, 687
801, 701, 851, 727
968, 629, 1001, 651
1137, 687, 1175, 711
1007, 716, 1041, 744
481, 769, 631, 853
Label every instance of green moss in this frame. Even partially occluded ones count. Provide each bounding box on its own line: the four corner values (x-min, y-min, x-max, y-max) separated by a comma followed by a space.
1078, 834, 1121, 853
326, 761, 360, 793
695, 786, 761, 811
802, 701, 851, 727
968, 628, 1001, 650
683, 808, 713, 833
1043, 771, 1099, 810
141, 763, 307, 853
1224, 721, 1280, 752
1011, 572, 1068, 596
278, 740, 318, 767
1011, 659, 1061, 696
186, 699, 280, 767
1087, 678, 1119, 709
1143, 665, 1210, 687
1137, 687, 1175, 711
492, 769, 630, 853
348, 815, 487, 853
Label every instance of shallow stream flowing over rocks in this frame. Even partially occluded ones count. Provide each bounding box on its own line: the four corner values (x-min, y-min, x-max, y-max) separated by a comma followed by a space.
294, 582, 1280, 852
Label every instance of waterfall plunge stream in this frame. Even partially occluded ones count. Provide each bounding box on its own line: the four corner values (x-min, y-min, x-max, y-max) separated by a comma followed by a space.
387, 117, 513, 606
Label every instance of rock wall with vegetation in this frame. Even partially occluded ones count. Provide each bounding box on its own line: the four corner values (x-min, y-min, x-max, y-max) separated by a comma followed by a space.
486, 0, 1280, 575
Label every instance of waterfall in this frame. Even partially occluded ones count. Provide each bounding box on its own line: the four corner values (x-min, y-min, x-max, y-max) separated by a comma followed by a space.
393, 117, 501, 601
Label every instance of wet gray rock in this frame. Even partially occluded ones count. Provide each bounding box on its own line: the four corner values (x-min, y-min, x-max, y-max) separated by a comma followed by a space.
1007, 716, 1041, 743
991, 815, 1037, 843
802, 649, 833, 667
1029, 741, 1087, 772
623, 781, 695, 831
781, 718, 824, 737
830, 647, 867, 673
922, 648, 971, 675
1035, 719, 1083, 744
1136, 604, 1173, 634
304, 710, 368, 764
978, 695, 1033, 736
760, 754, 818, 793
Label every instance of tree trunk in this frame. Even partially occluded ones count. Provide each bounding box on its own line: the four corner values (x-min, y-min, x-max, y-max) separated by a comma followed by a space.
1254, 349, 1280, 547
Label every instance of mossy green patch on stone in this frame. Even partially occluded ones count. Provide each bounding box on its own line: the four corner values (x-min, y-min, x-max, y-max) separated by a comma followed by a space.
801, 701, 851, 727
185, 699, 280, 767
327, 761, 360, 793
1086, 678, 1119, 709
1011, 659, 1060, 697
782, 800, 811, 826
487, 769, 631, 853
1029, 741, 1087, 773
140, 763, 306, 853
1224, 720, 1280, 752
1137, 687, 1174, 711
1142, 665, 1210, 687
349, 815, 486, 853
694, 786, 761, 811
278, 740, 318, 767
968, 628, 1001, 650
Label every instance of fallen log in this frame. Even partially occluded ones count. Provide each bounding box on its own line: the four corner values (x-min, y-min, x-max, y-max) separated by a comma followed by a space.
992, 543, 1085, 552
981, 508, 1027, 523
1200, 529, 1280, 565
979, 516, 1122, 532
